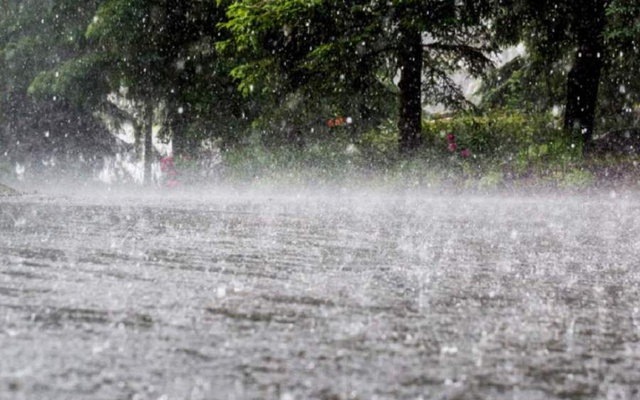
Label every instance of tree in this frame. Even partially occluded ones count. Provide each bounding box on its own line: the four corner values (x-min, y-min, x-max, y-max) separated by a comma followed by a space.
563, 0, 609, 146
0, 0, 113, 175
222, 0, 496, 154
84, 0, 191, 183
493, 0, 640, 148
27, 0, 256, 183
477, 54, 567, 113
88, 1, 263, 174
600, 0, 640, 129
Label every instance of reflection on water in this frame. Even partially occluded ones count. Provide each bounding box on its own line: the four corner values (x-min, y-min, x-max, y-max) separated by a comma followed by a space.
1, 189, 640, 399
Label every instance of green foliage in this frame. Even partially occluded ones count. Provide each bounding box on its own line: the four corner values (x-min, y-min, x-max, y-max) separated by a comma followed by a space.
221, 139, 368, 184
424, 111, 527, 159
477, 170, 505, 190
601, 0, 640, 127
221, 0, 496, 151
28, 53, 113, 107
477, 55, 568, 112
217, 107, 595, 188
2, 0, 639, 185
1, 0, 104, 94
606, 0, 640, 43
220, 0, 398, 143
54, 1, 257, 152
421, 110, 582, 174
0, 0, 110, 165
557, 169, 595, 188
86, 0, 182, 99
358, 119, 401, 164
489, 0, 640, 141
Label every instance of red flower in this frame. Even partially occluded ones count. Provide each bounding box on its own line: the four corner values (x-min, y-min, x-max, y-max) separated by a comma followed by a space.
460, 149, 471, 158
448, 143, 457, 152
160, 156, 174, 171
327, 119, 335, 127
446, 133, 455, 143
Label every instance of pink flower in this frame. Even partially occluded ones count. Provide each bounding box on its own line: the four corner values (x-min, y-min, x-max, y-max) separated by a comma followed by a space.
448, 143, 457, 152
460, 149, 471, 158
446, 133, 455, 143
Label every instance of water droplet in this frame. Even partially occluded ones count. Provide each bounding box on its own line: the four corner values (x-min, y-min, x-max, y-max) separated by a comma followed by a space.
441, 346, 458, 355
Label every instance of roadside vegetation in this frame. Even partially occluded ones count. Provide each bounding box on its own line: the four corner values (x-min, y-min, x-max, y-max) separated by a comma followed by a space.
216, 109, 640, 191
1, 1, 639, 190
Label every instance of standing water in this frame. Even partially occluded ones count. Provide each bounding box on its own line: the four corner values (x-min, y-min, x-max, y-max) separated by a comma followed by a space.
1, 186, 639, 399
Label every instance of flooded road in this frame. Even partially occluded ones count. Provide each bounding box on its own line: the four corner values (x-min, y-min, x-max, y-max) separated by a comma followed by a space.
1, 187, 640, 400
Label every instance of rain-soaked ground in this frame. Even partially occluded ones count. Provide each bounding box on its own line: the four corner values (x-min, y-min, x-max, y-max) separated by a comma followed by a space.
1, 185, 640, 400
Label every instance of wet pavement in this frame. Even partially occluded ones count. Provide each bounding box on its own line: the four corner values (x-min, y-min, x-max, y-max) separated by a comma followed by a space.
1, 187, 640, 399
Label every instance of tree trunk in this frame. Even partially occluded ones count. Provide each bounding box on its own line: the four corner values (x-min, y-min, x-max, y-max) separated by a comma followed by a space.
397, 28, 423, 155
164, 2, 193, 159
143, 102, 153, 185
133, 120, 143, 162
563, 0, 607, 150
168, 102, 192, 157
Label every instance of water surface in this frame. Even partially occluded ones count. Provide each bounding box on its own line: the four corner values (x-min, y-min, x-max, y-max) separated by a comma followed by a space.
1, 187, 639, 399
